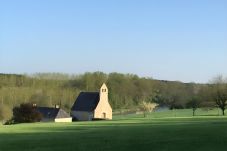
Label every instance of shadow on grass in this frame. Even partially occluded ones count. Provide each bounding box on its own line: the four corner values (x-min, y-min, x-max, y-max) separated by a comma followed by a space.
1, 118, 227, 151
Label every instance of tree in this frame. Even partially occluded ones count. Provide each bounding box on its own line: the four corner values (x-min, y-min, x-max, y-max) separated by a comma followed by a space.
29, 92, 51, 107
0, 105, 12, 123
1, 72, 220, 112
210, 76, 227, 116
13, 103, 42, 123
186, 96, 201, 116
139, 101, 158, 117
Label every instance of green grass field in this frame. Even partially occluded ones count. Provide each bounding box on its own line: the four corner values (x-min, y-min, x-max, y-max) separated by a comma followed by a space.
1, 109, 227, 151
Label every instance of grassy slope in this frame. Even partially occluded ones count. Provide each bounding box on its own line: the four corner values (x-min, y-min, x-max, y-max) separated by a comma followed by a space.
1, 109, 227, 151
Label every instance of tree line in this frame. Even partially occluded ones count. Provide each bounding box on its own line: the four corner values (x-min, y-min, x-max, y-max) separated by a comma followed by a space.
0, 72, 227, 122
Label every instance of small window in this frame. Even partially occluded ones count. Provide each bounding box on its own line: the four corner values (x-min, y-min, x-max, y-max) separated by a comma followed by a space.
102, 89, 106, 92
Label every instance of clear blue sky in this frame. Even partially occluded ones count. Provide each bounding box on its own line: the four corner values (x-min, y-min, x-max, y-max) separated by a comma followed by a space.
0, 0, 227, 83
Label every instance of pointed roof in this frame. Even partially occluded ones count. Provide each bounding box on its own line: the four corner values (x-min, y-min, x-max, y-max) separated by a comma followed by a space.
56, 109, 71, 118
101, 83, 107, 88
36, 107, 71, 119
71, 92, 100, 112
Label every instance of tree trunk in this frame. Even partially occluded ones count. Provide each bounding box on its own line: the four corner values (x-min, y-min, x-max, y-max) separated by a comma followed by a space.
222, 109, 225, 116
143, 112, 146, 118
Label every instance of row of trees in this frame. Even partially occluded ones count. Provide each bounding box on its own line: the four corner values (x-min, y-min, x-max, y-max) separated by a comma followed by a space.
0, 72, 227, 122
188, 76, 227, 116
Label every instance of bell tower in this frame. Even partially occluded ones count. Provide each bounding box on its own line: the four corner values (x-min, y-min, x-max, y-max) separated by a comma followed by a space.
100, 83, 108, 101
94, 83, 112, 119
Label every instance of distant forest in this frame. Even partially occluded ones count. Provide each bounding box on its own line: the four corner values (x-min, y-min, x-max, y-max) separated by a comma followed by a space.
0, 72, 224, 112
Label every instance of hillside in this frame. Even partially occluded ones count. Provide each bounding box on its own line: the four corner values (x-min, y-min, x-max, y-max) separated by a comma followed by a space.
0, 72, 212, 112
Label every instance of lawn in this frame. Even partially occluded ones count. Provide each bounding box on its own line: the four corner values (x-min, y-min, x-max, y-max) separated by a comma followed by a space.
1, 109, 227, 151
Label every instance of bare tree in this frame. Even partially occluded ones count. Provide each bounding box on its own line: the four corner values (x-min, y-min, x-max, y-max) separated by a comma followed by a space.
210, 75, 227, 116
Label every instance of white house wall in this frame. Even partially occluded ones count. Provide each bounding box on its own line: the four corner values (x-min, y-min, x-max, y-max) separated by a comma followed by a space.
55, 118, 72, 122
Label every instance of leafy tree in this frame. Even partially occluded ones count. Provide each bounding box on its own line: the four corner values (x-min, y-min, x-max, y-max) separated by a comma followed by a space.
0, 105, 12, 123
186, 96, 201, 116
139, 101, 158, 117
13, 103, 42, 123
29, 91, 51, 107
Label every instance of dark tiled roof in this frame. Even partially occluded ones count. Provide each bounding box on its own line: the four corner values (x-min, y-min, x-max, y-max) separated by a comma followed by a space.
37, 107, 70, 119
71, 92, 100, 112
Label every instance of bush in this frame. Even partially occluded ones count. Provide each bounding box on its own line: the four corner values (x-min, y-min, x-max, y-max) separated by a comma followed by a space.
13, 103, 42, 123
4, 119, 15, 125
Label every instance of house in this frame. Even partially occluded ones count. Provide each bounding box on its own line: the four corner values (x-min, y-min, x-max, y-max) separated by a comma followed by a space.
36, 105, 72, 122
71, 83, 112, 121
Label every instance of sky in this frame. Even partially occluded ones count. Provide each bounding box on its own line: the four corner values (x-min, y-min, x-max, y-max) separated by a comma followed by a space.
0, 0, 227, 83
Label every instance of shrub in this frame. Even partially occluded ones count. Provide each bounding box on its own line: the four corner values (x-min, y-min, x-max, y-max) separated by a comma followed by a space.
4, 119, 15, 125
13, 103, 42, 123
